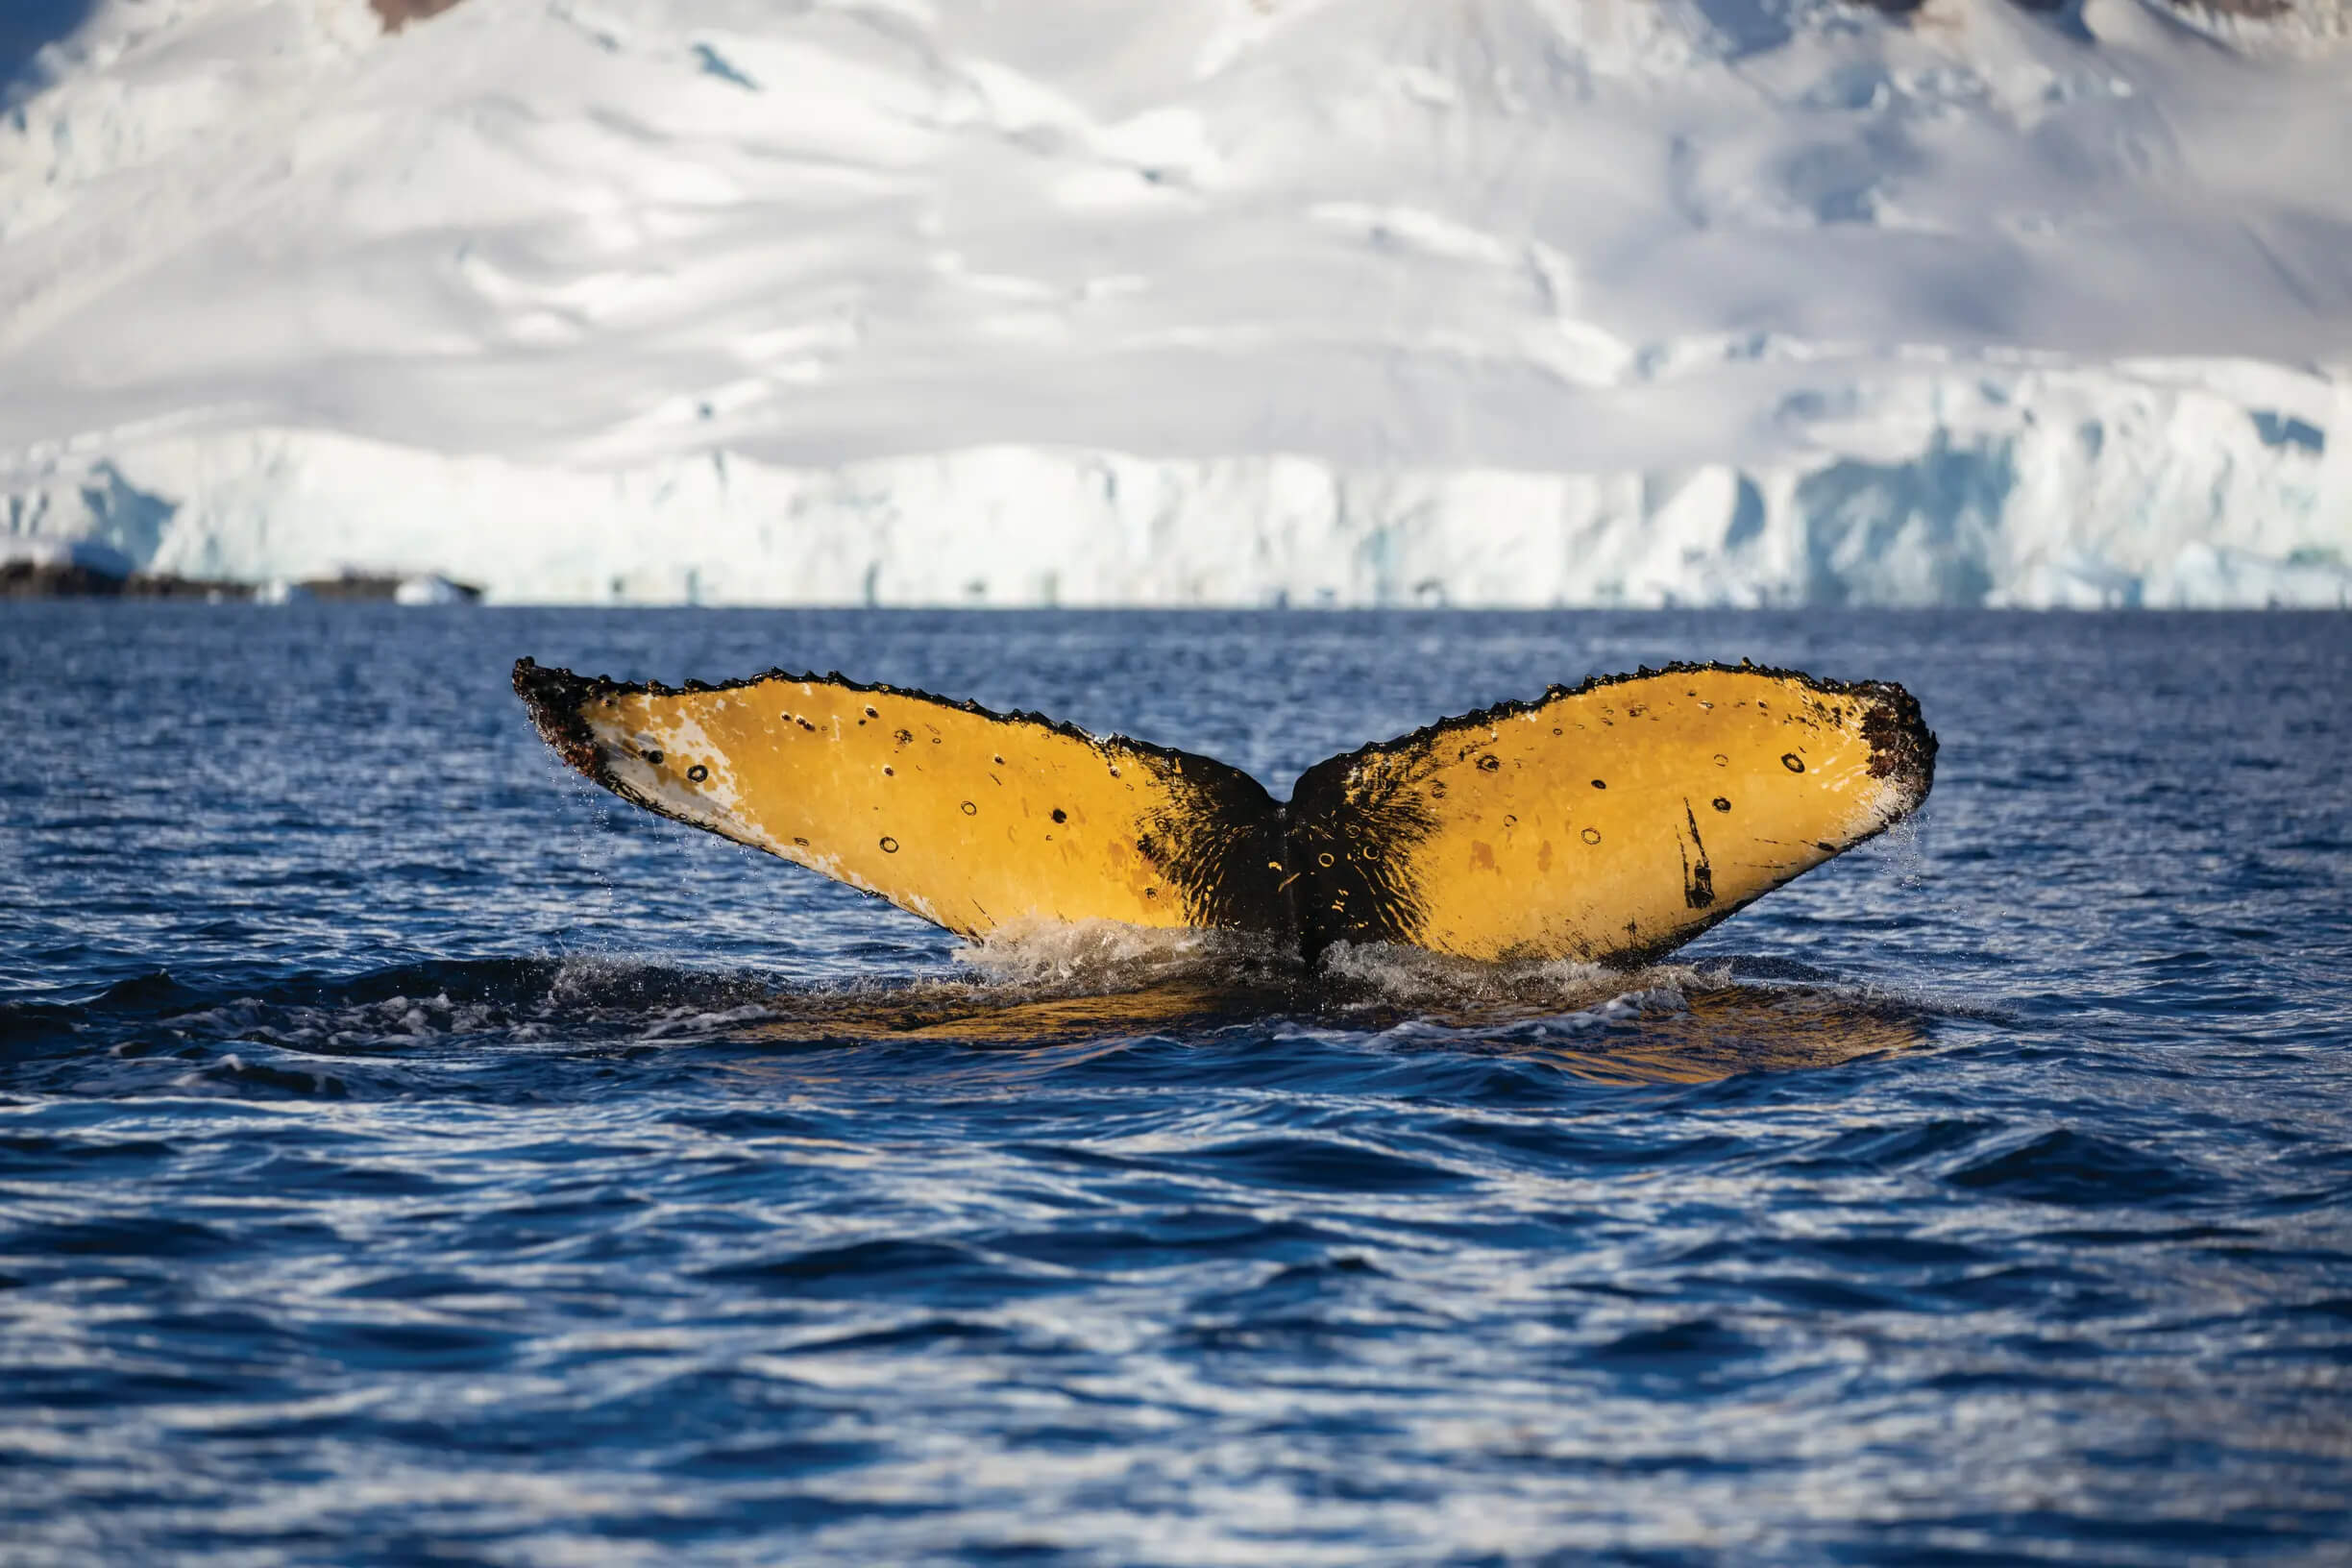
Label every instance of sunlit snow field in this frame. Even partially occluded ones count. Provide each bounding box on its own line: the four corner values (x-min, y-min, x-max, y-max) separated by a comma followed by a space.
5, 0, 2351, 605
3, 605, 2348, 1563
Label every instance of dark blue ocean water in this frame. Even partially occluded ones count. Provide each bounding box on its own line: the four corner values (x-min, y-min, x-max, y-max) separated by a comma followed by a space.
2, 606, 2348, 1565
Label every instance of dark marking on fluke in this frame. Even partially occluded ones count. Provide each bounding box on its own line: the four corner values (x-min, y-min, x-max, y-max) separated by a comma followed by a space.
511, 657, 1937, 968
1679, 800, 1716, 910
1286, 750, 1439, 952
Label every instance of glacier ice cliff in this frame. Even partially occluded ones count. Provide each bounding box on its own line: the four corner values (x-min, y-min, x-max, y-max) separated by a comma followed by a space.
0, 0, 2346, 605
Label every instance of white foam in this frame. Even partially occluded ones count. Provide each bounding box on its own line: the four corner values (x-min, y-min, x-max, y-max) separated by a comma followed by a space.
1315, 939, 1728, 1017
953, 919, 1286, 995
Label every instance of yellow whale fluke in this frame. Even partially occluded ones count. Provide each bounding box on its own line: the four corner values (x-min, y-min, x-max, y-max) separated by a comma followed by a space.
513, 658, 1934, 967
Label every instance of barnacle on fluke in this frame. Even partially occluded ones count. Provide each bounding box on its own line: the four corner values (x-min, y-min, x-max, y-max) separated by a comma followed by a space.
512, 658, 1935, 968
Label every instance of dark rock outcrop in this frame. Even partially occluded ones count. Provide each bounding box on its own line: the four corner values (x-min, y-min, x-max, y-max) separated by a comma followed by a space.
1, 561, 256, 600
369, 0, 469, 34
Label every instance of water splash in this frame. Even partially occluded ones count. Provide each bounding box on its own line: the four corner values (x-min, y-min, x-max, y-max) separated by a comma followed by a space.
1315, 937, 1706, 1017
952, 919, 1293, 994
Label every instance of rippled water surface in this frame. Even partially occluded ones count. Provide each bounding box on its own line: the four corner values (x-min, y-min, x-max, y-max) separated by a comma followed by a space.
4, 606, 2349, 1564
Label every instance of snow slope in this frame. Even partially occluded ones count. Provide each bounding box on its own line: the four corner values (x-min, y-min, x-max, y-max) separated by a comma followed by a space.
1, 0, 2347, 604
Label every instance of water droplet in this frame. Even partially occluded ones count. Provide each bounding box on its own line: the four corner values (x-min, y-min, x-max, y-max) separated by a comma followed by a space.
687, 765, 708, 783
1581, 827, 1602, 845
1782, 752, 1805, 772
960, 800, 977, 816
1712, 796, 1730, 813
879, 836, 899, 853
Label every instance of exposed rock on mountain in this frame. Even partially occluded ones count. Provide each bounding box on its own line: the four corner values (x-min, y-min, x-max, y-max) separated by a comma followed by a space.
369, 0, 469, 34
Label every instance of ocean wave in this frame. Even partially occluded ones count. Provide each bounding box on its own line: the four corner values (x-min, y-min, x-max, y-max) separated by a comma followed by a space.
0, 932, 1962, 1102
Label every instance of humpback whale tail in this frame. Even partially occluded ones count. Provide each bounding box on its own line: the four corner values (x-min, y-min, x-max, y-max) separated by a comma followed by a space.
512, 658, 1934, 968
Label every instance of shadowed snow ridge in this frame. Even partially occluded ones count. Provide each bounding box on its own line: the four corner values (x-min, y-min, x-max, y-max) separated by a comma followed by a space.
0, 0, 2346, 604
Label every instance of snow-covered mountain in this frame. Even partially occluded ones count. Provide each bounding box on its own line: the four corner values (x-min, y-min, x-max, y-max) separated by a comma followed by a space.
2, 0, 2347, 605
